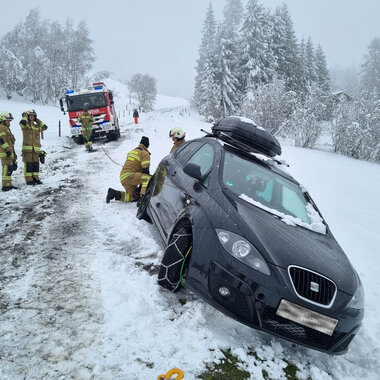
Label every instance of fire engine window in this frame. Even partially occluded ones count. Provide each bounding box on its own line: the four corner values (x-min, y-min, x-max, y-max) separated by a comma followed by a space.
66, 93, 107, 111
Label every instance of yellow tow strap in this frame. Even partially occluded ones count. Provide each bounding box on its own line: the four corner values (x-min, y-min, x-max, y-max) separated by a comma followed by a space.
158, 368, 184, 380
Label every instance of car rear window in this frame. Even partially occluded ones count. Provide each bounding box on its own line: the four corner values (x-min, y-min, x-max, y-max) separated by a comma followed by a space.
222, 152, 310, 223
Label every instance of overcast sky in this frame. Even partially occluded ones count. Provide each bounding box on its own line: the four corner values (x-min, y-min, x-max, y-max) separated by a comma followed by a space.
3, 0, 380, 99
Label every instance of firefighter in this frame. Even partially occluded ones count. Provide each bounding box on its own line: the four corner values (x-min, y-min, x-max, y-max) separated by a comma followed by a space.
78, 106, 94, 152
106, 136, 151, 203
169, 127, 186, 153
0, 111, 18, 191
133, 108, 139, 124
19, 109, 48, 185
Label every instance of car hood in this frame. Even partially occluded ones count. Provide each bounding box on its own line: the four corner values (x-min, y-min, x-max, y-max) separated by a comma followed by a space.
235, 200, 358, 295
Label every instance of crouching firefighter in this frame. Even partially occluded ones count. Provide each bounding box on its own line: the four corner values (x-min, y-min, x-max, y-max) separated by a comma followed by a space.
0, 111, 18, 191
19, 109, 48, 185
106, 136, 151, 203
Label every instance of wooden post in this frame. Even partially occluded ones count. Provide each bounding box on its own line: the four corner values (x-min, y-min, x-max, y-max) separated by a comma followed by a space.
59, 120, 61, 137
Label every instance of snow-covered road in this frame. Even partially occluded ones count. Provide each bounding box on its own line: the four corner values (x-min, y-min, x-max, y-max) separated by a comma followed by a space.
1, 89, 380, 379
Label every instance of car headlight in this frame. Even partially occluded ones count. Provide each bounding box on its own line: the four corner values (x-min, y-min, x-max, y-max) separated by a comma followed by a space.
216, 229, 270, 275
346, 284, 365, 310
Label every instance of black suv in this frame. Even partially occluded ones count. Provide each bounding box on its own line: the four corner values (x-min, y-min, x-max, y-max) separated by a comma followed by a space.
137, 117, 364, 354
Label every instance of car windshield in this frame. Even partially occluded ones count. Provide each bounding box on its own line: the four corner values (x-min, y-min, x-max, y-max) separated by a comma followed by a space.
222, 151, 314, 224
66, 93, 107, 111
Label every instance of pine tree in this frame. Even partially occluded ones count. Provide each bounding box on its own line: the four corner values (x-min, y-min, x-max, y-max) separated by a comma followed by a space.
315, 44, 330, 92
193, 2, 220, 119
305, 37, 317, 86
361, 37, 380, 93
214, 0, 243, 117
272, 4, 303, 94
239, 0, 276, 91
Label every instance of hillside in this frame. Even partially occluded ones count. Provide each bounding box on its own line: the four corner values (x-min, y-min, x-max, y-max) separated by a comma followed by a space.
0, 83, 379, 380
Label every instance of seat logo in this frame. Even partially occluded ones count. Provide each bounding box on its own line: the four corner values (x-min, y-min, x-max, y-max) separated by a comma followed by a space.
310, 281, 319, 292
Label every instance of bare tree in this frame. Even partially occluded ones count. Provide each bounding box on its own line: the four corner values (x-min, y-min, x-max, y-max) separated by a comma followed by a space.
127, 73, 157, 111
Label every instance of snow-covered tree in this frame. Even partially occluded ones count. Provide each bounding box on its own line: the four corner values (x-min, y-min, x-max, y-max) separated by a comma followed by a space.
239, 78, 296, 136
315, 44, 330, 92
215, 0, 244, 115
127, 73, 157, 111
0, 46, 25, 99
239, 0, 276, 91
331, 92, 380, 162
214, 23, 241, 117
63, 19, 94, 89
271, 4, 303, 94
193, 2, 220, 119
0, 7, 94, 102
304, 37, 317, 86
288, 86, 325, 148
361, 37, 380, 93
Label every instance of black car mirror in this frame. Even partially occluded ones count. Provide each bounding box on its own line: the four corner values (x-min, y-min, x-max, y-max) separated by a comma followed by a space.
183, 163, 203, 181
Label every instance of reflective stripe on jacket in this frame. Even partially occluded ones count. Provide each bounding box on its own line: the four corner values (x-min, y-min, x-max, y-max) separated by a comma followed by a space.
78, 112, 94, 131
19, 117, 47, 153
0, 122, 16, 160
120, 143, 150, 183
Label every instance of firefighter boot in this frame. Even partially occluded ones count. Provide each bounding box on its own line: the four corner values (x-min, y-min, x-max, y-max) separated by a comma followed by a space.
2, 186, 13, 191
106, 188, 121, 203
34, 179, 43, 185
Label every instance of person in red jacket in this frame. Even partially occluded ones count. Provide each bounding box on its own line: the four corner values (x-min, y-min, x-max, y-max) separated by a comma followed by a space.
133, 109, 139, 124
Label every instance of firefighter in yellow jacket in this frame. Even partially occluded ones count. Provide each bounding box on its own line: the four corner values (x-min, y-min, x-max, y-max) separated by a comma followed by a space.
169, 127, 186, 153
78, 106, 94, 151
19, 109, 48, 185
0, 111, 18, 191
106, 136, 151, 203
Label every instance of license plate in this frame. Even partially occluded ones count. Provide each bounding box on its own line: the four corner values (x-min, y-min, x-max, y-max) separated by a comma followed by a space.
276, 299, 338, 336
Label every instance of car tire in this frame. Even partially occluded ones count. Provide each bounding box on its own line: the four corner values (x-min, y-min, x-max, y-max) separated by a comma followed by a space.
136, 184, 152, 223
158, 225, 192, 292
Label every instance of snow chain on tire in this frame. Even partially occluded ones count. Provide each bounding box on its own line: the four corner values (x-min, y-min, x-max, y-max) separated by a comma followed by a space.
158, 226, 192, 292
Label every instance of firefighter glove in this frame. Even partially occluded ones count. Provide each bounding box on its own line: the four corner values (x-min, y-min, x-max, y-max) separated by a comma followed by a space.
6, 151, 11, 157
39, 150, 47, 164
142, 167, 150, 175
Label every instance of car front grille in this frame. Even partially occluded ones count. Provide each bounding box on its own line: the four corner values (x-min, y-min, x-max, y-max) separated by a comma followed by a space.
289, 266, 336, 307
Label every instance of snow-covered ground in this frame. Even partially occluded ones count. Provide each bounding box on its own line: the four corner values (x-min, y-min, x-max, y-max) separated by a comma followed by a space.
1, 84, 379, 380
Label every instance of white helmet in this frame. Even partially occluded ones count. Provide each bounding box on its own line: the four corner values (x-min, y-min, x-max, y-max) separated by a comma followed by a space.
169, 127, 185, 139
0, 111, 14, 122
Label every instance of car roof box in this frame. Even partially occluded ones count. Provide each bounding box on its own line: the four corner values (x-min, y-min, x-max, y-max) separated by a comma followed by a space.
212, 116, 282, 157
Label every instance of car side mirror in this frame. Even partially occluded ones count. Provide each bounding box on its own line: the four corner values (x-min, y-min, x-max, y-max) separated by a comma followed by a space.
183, 163, 203, 181
59, 98, 64, 112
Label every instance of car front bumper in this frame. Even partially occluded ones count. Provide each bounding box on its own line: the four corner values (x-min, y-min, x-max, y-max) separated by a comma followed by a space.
190, 259, 363, 355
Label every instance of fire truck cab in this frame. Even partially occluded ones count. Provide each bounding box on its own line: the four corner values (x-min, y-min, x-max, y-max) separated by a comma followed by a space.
59, 82, 120, 143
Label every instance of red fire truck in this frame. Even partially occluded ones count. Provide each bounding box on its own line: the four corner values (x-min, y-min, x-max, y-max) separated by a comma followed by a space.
59, 82, 120, 143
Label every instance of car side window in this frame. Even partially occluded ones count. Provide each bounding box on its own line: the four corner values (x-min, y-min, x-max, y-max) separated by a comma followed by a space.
187, 143, 214, 176
175, 141, 203, 165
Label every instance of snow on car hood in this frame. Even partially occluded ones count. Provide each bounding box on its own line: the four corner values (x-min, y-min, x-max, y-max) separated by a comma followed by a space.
234, 199, 357, 294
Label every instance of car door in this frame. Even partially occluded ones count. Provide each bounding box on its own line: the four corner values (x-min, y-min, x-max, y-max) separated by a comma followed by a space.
159, 142, 215, 237
149, 142, 202, 237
